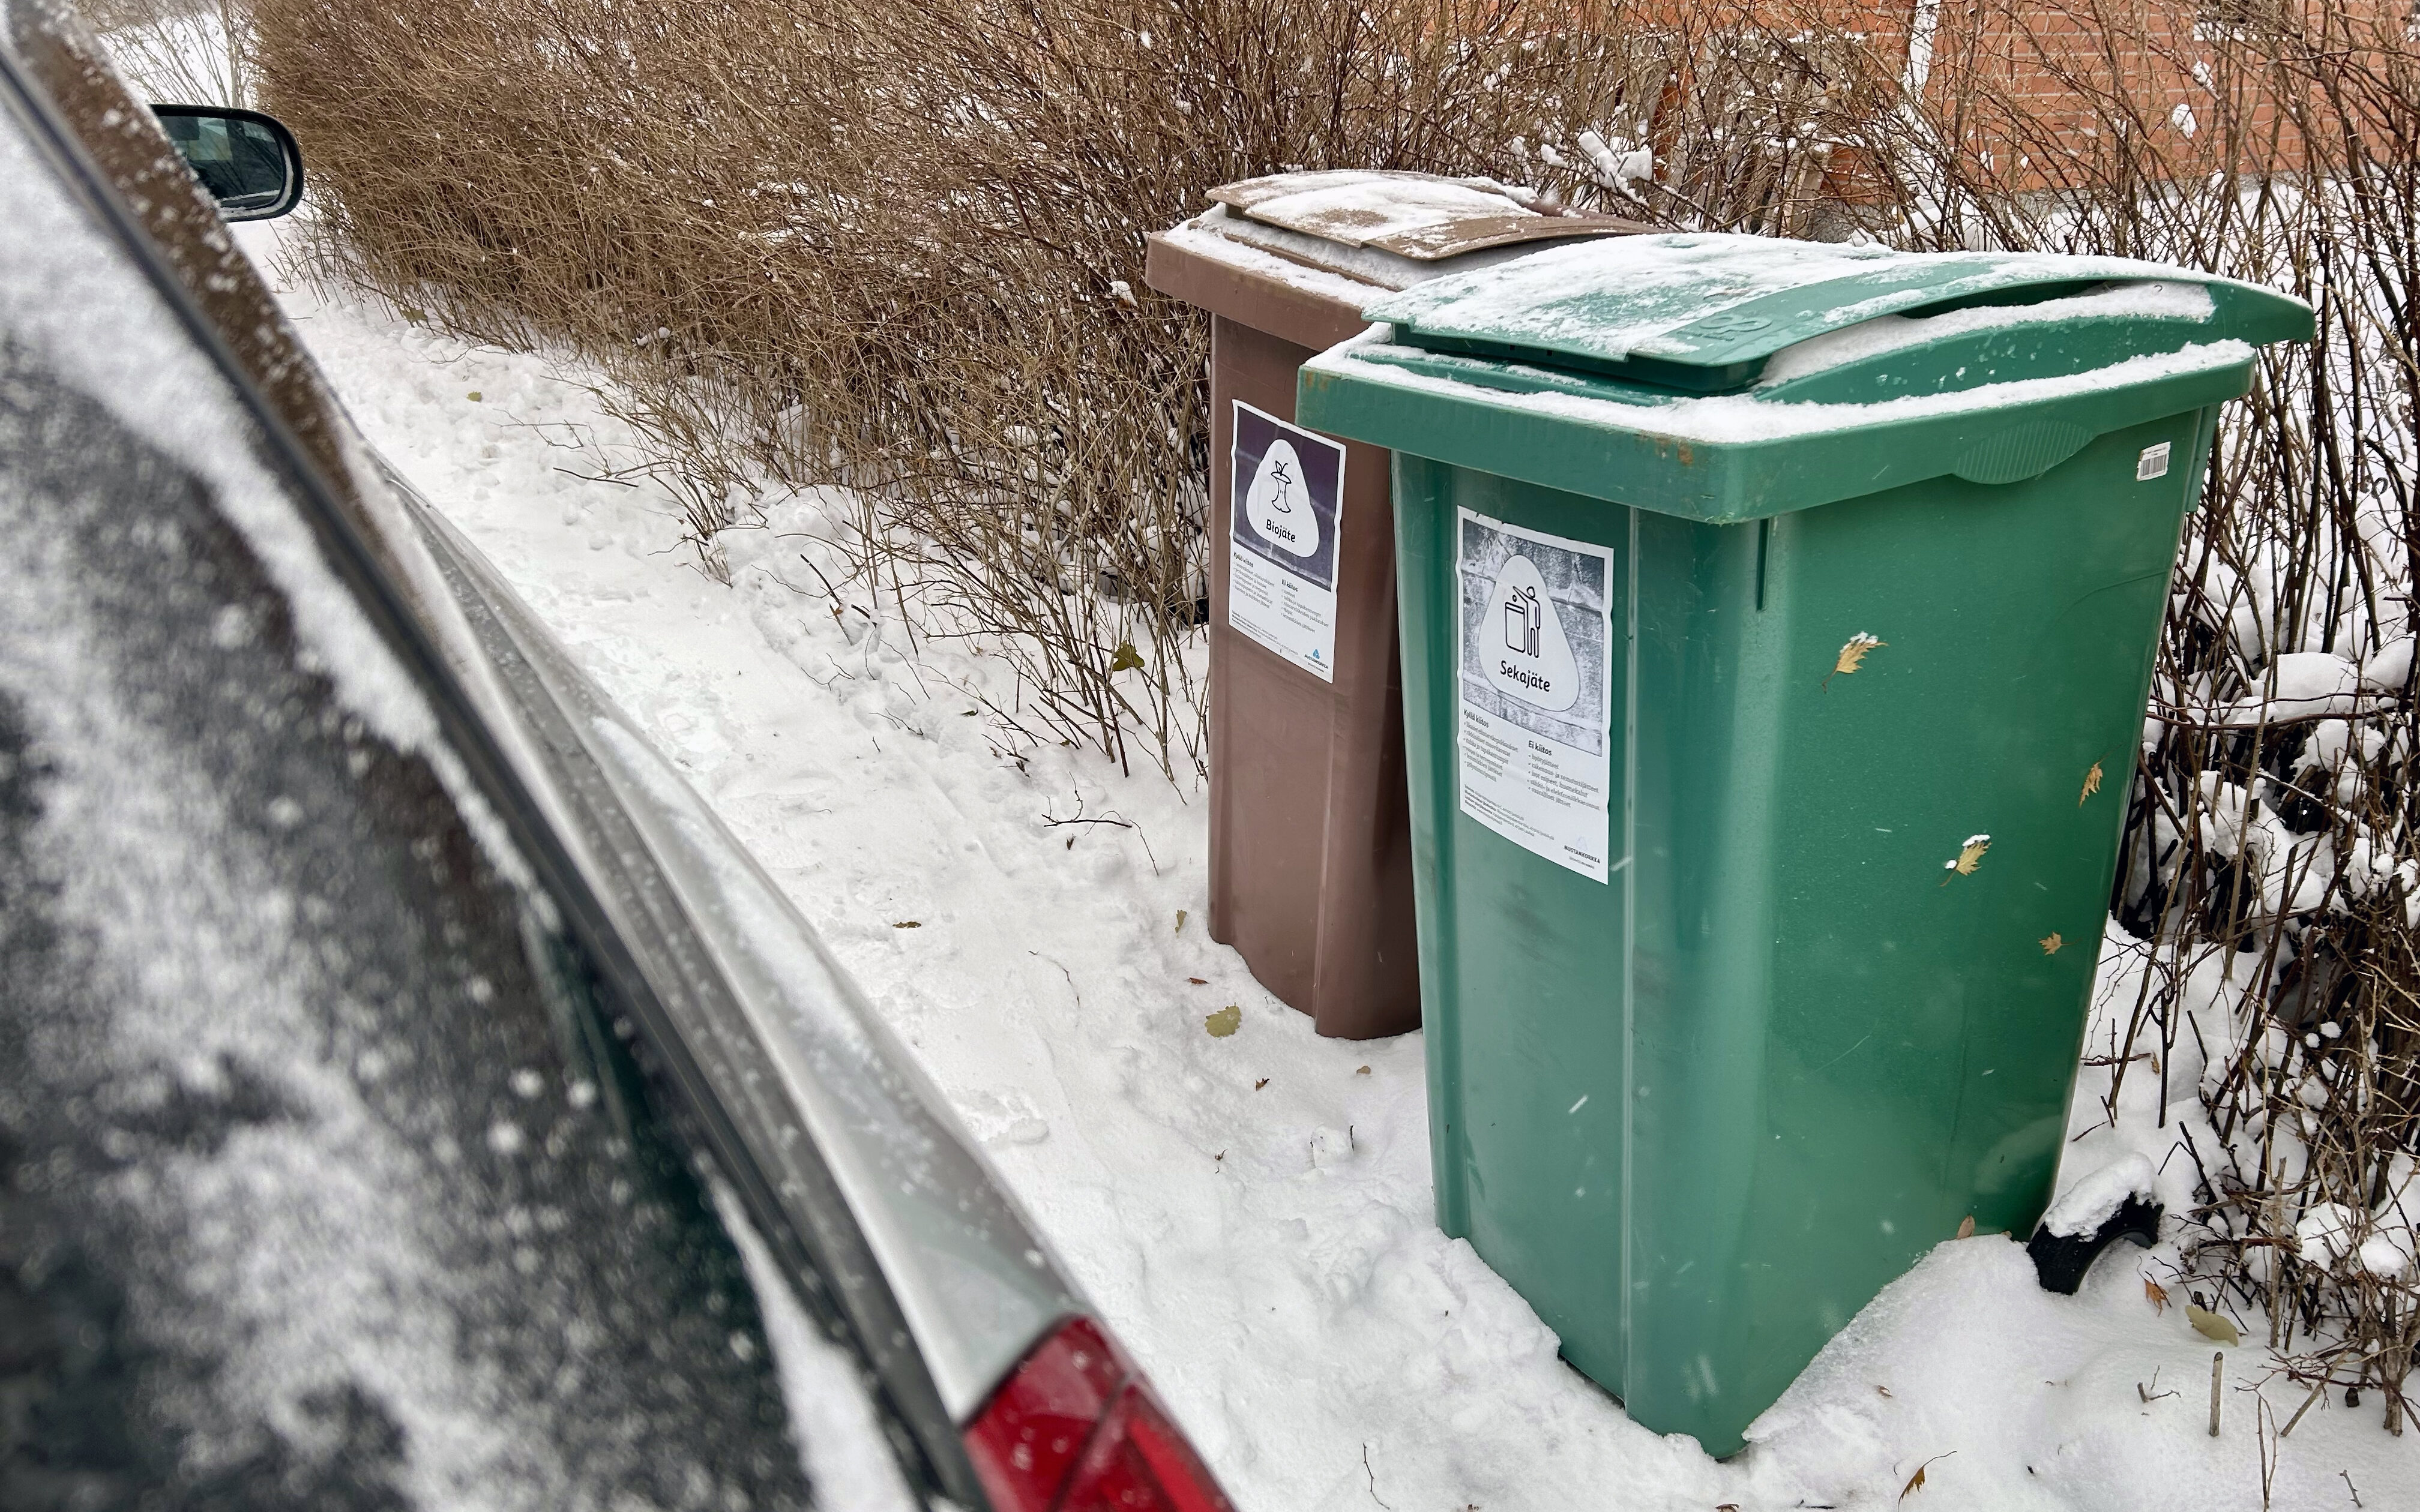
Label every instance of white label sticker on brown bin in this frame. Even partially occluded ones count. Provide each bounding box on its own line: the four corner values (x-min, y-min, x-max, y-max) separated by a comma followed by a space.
1229, 401, 1344, 682
1455, 508, 1615, 882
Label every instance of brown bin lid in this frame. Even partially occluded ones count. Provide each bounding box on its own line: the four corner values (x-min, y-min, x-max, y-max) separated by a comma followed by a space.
1148, 170, 1652, 347
1206, 169, 1651, 259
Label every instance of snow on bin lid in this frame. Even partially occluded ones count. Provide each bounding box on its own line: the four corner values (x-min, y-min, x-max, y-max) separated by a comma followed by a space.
1207, 169, 1649, 260
1364, 232, 2314, 394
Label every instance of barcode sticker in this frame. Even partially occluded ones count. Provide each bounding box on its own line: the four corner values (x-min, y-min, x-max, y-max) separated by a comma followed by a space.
2137, 442, 2172, 481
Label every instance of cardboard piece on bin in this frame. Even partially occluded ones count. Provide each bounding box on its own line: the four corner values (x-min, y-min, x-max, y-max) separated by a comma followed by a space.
1207, 169, 1650, 260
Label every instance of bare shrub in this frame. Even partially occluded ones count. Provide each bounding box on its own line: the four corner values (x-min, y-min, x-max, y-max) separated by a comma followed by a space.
248, 0, 1693, 773
86, 0, 251, 104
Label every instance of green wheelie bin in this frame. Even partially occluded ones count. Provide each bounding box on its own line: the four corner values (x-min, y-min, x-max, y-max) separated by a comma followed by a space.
1292, 233, 2311, 1455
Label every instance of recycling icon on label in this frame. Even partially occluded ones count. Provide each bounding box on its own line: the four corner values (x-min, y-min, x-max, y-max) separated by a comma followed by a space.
1485, 553, 1578, 713
1243, 437, 1320, 558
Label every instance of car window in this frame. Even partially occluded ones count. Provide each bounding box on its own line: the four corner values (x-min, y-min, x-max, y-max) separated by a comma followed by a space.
0, 68, 857, 1512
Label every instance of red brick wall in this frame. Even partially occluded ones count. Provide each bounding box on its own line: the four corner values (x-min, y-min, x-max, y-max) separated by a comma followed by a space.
1621, 0, 2410, 190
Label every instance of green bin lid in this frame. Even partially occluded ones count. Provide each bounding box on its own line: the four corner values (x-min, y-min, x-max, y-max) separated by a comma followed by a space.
1364, 233, 2311, 396
1297, 233, 2312, 522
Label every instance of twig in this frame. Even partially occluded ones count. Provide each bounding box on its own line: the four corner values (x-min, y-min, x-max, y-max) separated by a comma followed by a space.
1041, 791, 1133, 831
1360, 1445, 1391, 1511
2142, 695, 2406, 732
2257, 1393, 2278, 1509
552, 465, 640, 488
2279, 1373, 2330, 1437
1031, 952, 1080, 1013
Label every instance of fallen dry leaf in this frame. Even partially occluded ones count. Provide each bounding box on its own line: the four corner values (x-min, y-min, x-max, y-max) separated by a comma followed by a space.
2040, 932, 2064, 955
1942, 834, 1991, 880
1175, 909, 1188, 934
892, 920, 921, 929
1187, 977, 1208, 985
1254, 1078, 1269, 1090
1956, 1215, 1976, 1240
1109, 640, 1146, 673
1205, 1004, 1242, 1039
1356, 1065, 1372, 1076
1876, 1385, 1894, 1398
2187, 1304, 2241, 1346
2079, 759, 2104, 806
466, 390, 483, 402
1825, 632, 1887, 689
1899, 1452, 1954, 1499
2146, 1279, 2170, 1313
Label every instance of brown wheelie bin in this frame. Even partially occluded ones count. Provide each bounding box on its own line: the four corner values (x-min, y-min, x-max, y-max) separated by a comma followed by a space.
1145, 172, 1647, 1039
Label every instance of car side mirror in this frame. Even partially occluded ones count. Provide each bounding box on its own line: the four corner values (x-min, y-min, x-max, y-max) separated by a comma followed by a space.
151, 104, 303, 221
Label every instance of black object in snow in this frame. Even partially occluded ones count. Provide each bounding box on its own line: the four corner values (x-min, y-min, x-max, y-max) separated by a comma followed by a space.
2029, 1196, 2164, 1294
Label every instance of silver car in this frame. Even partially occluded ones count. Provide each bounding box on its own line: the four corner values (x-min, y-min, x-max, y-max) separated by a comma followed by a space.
0, 2, 1234, 1507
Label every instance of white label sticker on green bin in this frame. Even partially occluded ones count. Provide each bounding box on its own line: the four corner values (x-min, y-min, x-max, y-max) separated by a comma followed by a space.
1229, 401, 1344, 682
1455, 508, 1615, 882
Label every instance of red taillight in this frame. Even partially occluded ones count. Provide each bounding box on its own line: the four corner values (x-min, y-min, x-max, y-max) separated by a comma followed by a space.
965, 1317, 1235, 1512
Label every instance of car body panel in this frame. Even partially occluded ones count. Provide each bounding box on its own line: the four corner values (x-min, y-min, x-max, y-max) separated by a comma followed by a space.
400, 480, 1082, 1421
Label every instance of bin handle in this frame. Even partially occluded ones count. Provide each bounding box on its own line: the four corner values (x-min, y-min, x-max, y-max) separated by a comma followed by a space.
1950, 418, 2096, 486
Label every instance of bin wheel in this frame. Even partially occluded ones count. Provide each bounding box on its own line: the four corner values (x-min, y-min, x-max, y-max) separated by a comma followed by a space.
2026, 1196, 2163, 1295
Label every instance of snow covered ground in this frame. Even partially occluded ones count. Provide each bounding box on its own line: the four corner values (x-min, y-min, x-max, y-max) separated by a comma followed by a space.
233, 217, 2419, 1511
